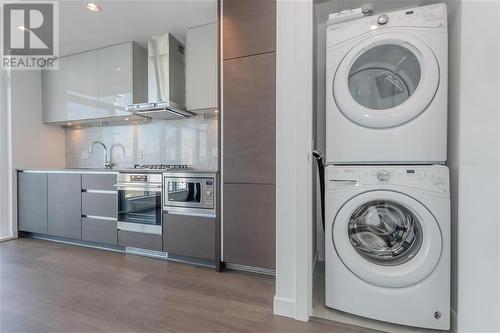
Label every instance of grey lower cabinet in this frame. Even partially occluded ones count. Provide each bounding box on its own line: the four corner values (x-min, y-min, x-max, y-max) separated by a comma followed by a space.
82, 218, 117, 246
18, 172, 48, 234
82, 173, 116, 191
118, 230, 162, 251
81, 173, 118, 245
163, 213, 215, 260
82, 192, 117, 218
47, 173, 82, 239
223, 183, 276, 269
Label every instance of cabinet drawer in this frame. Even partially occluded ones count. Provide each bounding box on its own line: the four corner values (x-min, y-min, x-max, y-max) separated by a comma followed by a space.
118, 230, 162, 251
82, 192, 117, 218
82, 174, 116, 191
163, 213, 215, 260
82, 218, 117, 245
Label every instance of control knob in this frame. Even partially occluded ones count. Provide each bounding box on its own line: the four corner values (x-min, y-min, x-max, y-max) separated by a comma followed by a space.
377, 170, 390, 182
377, 14, 389, 25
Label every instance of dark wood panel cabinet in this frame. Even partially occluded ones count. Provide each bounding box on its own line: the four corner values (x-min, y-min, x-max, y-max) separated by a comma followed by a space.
223, 53, 276, 184
223, 183, 276, 269
18, 172, 48, 234
47, 173, 82, 239
163, 213, 215, 260
223, 0, 276, 59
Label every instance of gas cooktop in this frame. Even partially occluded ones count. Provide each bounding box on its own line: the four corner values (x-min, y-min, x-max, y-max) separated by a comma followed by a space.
133, 164, 191, 170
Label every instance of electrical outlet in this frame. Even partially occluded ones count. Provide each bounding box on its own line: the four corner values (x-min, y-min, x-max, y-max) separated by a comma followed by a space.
81, 150, 89, 160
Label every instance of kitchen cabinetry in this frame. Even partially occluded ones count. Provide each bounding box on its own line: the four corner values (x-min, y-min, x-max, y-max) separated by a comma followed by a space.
223, 184, 275, 269
81, 173, 117, 245
222, 0, 276, 271
118, 230, 162, 251
47, 173, 82, 239
82, 173, 116, 191
66, 50, 100, 120
82, 218, 117, 246
222, 0, 276, 59
186, 22, 218, 111
42, 57, 67, 123
82, 192, 117, 218
163, 212, 215, 260
223, 53, 276, 184
42, 42, 147, 124
18, 173, 48, 234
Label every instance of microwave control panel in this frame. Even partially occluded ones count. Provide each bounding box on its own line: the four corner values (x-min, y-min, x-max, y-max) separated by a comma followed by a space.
205, 179, 214, 208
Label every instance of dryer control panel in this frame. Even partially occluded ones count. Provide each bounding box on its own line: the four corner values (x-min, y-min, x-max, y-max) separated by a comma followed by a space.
327, 165, 449, 194
327, 3, 447, 48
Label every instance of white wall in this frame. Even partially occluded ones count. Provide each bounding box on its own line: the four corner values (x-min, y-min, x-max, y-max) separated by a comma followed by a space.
10, 70, 66, 236
0, 71, 12, 240
274, 0, 314, 321
448, 1, 500, 332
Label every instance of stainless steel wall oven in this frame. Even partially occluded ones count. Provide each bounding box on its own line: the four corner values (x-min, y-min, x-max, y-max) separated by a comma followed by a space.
116, 173, 162, 235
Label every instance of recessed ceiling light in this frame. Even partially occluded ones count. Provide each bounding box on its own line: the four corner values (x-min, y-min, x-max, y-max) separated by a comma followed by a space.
124, 118, 129, 121
86, 3, 102, 12
17, 26, 29, 31
67, 122, 72, 126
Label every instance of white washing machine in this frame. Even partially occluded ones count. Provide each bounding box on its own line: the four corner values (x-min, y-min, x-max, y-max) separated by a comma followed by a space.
326, 4, 448, 164
325, 165, 450, 330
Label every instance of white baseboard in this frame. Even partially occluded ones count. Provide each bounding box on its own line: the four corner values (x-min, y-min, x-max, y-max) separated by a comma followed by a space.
0, 235, 16, 243
273, 296, 296, 319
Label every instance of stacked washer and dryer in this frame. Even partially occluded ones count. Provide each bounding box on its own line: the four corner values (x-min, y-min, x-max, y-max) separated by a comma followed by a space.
324, 3, 450, 330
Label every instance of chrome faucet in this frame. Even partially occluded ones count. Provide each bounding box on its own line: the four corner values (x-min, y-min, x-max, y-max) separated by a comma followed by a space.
89, 141, 112, 169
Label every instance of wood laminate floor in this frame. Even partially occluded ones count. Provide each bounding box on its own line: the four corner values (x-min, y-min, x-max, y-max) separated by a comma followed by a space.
0, 238, 380, 333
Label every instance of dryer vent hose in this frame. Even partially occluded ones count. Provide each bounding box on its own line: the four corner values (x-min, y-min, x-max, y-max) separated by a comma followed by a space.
313, 150, 326, 231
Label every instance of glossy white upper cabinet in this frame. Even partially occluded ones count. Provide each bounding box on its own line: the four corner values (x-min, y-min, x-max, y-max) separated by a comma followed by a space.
186, 22, 218, 111
42, 42, 147, 124
42, 57, 68, 123
66, 50, 100, 121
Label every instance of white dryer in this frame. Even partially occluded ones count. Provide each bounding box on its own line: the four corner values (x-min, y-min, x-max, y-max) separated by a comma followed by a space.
325, 165, 450, 330
326, 4, 448, 164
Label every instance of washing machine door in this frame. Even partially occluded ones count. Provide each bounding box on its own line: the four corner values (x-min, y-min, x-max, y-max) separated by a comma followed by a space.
332, 190, 442, 288
333, 32, 439, 128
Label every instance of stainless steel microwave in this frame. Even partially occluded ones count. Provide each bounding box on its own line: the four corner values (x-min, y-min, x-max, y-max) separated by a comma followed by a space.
163, 172, 216, 216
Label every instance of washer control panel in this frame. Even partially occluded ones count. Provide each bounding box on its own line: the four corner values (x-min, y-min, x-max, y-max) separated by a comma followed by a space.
327, 165, 449, 194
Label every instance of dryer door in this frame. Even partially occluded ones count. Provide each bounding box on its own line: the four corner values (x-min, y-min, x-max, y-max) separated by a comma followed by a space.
332, 190, 442, 288
333, 32, 439, 128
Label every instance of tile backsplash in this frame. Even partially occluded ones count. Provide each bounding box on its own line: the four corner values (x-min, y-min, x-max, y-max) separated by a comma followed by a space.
65, 115, 218, 170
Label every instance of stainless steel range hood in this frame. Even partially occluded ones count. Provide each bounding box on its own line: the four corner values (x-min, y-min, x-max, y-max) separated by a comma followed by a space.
127, 33, 195, 119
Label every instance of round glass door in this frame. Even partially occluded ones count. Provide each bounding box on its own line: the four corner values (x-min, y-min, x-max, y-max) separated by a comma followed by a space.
348, 200, 423, 266
332, 190, 442, 288
348, 44, 421, 110
333, 33, 439, 128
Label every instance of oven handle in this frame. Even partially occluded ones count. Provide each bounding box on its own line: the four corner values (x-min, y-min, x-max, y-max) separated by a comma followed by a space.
114, 184, 162, 191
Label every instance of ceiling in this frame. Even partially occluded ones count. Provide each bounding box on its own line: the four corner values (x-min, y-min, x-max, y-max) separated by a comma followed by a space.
58, 0, 217, 56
